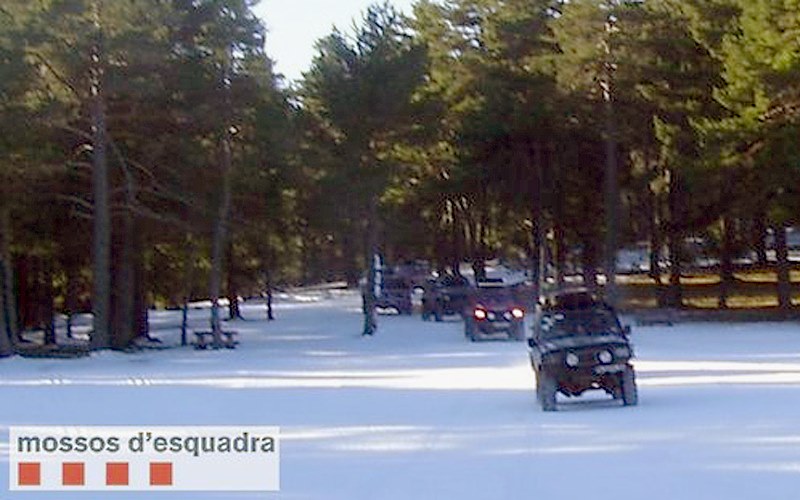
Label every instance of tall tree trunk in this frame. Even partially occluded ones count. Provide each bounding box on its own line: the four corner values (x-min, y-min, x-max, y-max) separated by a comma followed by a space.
719, 216, 735, 309
434, 197, 448, 272
111, 212, 136, 350
472, 192, 488, 281
226, 239, 241, 320
0, 277, 10, 355
646, 181, 664, 283
529, 141, 545, 301
133, 237, 148, 340
450, 198, 465, 276
209, 133, 233, 346
775, 224, 792, 309
110, 136, 143, 350
16, 256, 30, 333
342, 229, 360, 287
552, 157, 567, 287
64, 261, 80, 339
753, 212, 768, 266
208, 48, 234, 348
667, 229, 683, 308
554, 220, 566, 287
0, 234, 10, 355
647, 185, 667, 306
181, 234, 195, 346
42, 260, 56, 346
0, 207, 16, 354
90, 3, 111, 350
362, 196, 378, 336
666, 169, 683, 308
265, 268, 274, 321
602, 15, 619, 308
582, 235, 599, 294
603, 114, 619, 306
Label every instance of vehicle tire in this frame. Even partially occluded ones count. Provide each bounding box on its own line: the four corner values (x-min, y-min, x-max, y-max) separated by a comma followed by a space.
611, 383, 623, 400
422, 309, 430, 321
465, 320, 478, 341
537, 370, 557, 412
510, 323, 524, 341
621, 367, 638, 406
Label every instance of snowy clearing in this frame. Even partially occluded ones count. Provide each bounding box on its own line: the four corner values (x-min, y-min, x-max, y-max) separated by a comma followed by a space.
2, 292, 800, 499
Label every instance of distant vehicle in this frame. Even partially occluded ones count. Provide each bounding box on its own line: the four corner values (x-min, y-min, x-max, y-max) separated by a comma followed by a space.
765, 227, 800, 250
790, 227, 800, 250
421, 273, 472, 321
616, 243, 651, 273
463, 280, 526, 341
616, 242, 670, 274
362, 273, 413, 315
541, 288, 599, 310
393, 260, 432, 291
528, 291, 637, 411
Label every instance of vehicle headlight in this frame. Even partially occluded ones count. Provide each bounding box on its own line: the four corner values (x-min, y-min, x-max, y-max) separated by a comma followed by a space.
565, 352, 579, 367
598, 350, 613, 364
474, 309, 487, 320
613, 346, 631, 358
487, 312, 496, 320
503, 311, 513, 321
511, 308, 524, 319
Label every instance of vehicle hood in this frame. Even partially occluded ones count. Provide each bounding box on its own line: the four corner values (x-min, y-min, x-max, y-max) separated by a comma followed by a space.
537, 334, 629, 353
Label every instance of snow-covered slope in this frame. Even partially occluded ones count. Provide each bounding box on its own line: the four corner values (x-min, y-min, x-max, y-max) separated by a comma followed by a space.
2, 291, 800, 499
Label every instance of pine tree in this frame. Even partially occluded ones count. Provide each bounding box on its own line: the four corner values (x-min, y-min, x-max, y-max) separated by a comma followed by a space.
302, 2, 427, 335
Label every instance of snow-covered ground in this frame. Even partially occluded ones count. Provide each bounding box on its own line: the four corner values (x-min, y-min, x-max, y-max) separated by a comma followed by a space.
3, 291, 800, 499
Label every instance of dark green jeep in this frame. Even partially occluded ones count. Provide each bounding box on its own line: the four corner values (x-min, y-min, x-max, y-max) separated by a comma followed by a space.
528, 298, 637, 411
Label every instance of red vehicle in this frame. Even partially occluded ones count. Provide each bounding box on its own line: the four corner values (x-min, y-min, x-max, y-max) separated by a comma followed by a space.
463, 281, 526, 341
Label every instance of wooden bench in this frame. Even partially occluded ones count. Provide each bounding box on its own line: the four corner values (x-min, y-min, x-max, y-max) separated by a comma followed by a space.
634, 309, 677, 327
193, 330, 238, 349
15, 343, 91, 359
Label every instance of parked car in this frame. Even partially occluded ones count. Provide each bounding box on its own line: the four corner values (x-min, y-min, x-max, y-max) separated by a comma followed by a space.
362, 273, 413, 315
393, 260, 432, 292
421, 273, 472, 321
616, 244, 650, 273
463, 280, 526, 341
528, 292, 637, 411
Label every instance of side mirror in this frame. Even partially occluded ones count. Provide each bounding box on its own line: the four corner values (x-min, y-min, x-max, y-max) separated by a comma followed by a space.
527, 338, 538, 349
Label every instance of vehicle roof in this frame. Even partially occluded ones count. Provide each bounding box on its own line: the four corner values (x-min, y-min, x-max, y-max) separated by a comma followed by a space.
382, 276, 410, 287
539, 307, 624, 337
545, 289, 602, 310
475, 278, 507, 288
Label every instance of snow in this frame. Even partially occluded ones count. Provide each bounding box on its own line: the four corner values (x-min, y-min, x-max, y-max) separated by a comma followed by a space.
3, 291, 800, 498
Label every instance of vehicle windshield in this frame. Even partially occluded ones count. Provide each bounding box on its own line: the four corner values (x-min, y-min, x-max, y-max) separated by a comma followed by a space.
440, 275, 470, 288
473, 287, 514, 307
540, 309, 622, 338
382, 277, 408, 289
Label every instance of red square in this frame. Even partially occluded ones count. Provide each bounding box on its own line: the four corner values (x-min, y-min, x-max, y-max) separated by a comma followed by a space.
106, 462, 129, 486
150, 462, 173, 486
18, 462, 41, 486
62, 462, 85, 486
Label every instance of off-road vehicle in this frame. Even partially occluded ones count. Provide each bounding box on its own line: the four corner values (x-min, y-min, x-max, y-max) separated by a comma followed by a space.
421, 273, 472, 321
463, 280, 526, 341
528, 294, 637, 411
363, 274, 413, 315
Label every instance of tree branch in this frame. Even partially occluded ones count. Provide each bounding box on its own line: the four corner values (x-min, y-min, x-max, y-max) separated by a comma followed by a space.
56, 194, 94, 213
30, 52, 82, 98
